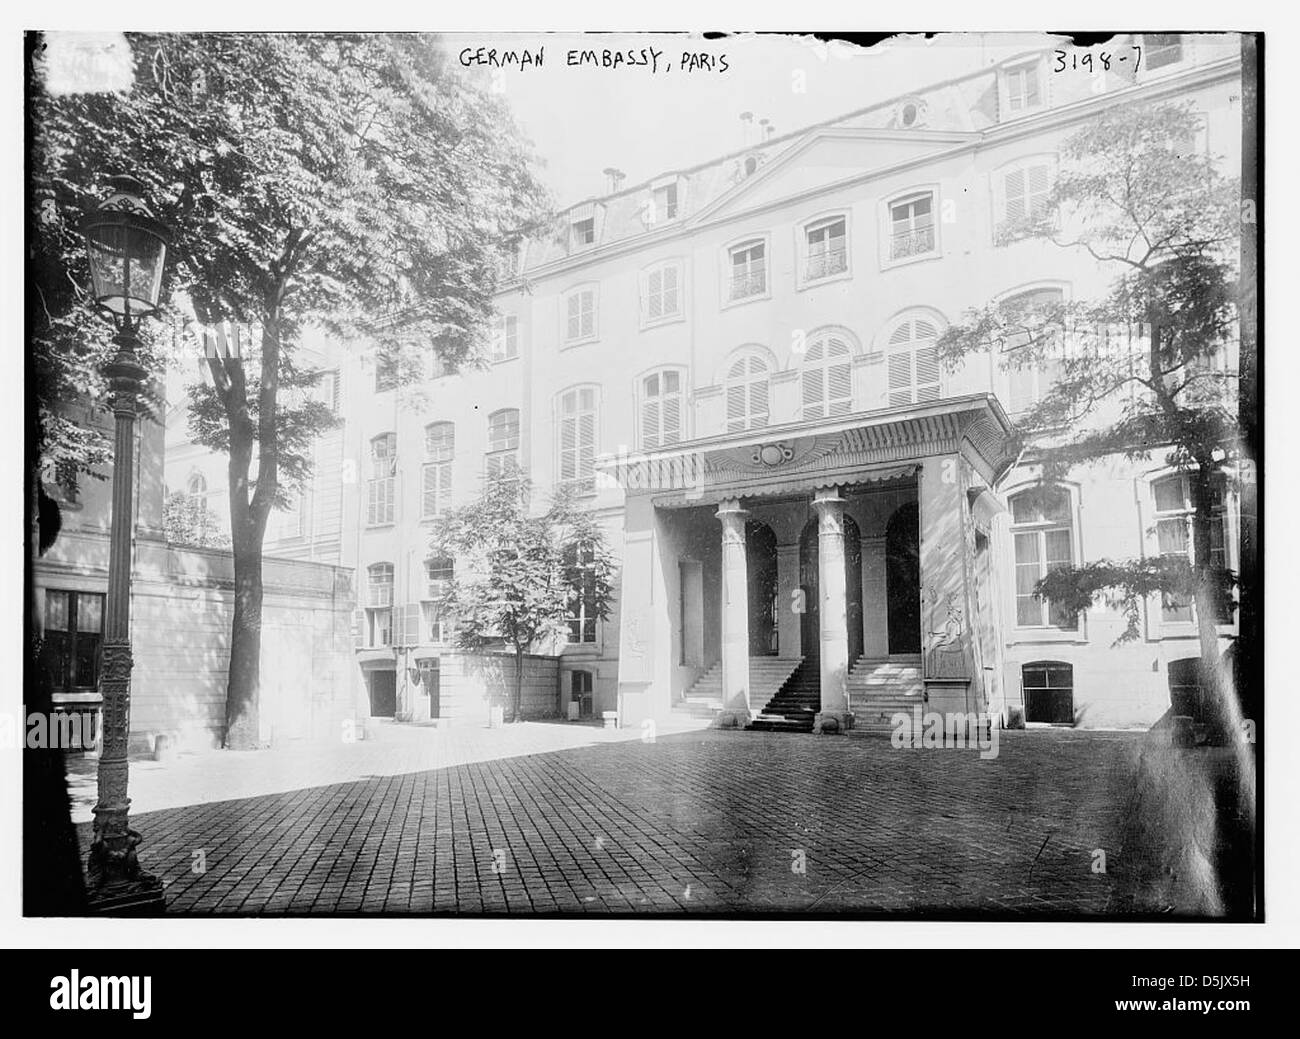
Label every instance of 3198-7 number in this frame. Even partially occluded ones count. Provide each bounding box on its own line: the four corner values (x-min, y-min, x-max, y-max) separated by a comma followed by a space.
1053, 47, 1142, 74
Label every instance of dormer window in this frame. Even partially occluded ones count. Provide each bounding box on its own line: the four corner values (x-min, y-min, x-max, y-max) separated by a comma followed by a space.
571, 217, 595, 248
1002, 59, 1044, 117
654, 182, 678, 221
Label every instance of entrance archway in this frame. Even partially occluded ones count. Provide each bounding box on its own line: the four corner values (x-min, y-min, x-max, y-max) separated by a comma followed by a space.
885, 502, 922, 655
799, 514, 864, 667
746, 520, 778, 655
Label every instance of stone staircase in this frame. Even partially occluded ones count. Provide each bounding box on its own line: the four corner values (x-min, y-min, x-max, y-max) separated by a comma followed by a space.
748, 659, 822, 733
673, 657, 803, 725
847, 655, 926, 729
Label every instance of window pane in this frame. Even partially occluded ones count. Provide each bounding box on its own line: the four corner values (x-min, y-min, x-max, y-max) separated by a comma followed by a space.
1153, 477, 1185, 513
74, 633, 100, 688
1014, 532, 1041, 566
1044, 528, 1072, 567
45, 590, 70, 632
78, 594, 104, 634
1156, 517, 1188, 556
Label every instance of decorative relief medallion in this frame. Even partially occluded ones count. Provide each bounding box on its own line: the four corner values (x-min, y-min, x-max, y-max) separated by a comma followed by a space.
750, 442, 795, 467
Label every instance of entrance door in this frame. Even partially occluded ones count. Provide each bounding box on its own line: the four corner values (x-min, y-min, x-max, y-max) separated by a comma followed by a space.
885, 502, 922, 655
799, 515, 864, 666
368, 670, 397, 718
746, 521, 779, 655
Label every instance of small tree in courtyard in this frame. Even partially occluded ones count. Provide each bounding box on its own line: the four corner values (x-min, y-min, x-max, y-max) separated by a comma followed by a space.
937, 100, 1245, 734
431, 474, 616, 723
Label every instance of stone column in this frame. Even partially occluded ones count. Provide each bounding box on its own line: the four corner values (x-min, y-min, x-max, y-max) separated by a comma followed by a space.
716, 499, 751, 727
812, 487, 853, 733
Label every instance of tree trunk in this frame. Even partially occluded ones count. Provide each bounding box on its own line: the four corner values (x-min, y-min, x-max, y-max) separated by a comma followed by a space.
225, 517, 264, 749
1189, 468, 1230, 739
512, 645, 525, 723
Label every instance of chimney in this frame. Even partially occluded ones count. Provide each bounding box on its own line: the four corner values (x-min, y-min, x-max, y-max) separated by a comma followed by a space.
602, 167, 625, 193
740, 111, 753, 148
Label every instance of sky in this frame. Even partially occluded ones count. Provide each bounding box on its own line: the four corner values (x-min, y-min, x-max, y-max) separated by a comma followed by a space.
447, 31, 1068, 207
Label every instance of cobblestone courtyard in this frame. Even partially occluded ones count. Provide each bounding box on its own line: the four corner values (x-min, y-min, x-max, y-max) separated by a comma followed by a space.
69, 722, 1232, 916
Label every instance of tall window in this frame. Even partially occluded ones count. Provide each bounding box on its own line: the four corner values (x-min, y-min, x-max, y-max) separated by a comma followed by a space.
886, 316, 942, 406
804, 217, 847, 281
571, 217, 595, 247
801, 333, 853, 419
564, 287, 597, 344
728, 240, 766, 301
644, 262, 681, 323
40, 590, 104, 692
888, 193, 935, 260
565, 544, 598, 644
486, 409, 520, 480
557, 387, 598, 495
366, 563, 394, 647
725, 354, 770, 432
639, 370, 683, 449
423, 556, 455, 643
1003, 61, 1043, 114
422, 422, 454, 518
653, 182, 678, 221
367, 433, 396, 526
491, 314, 518, 362
1011, 487, 1077, 629
1153, 474, 1230, 624
1002, 288, 1065, 415
1000, 161, 1052, 232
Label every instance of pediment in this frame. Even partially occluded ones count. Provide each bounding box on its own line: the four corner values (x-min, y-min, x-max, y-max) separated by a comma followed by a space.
693, 128, 977, 224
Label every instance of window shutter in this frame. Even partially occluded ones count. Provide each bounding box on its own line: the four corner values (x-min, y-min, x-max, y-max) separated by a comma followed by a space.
351, 609, 364, 650
422, 464, 438, 517
726, 383, 746, 431
1025, 66, 1041, 107
567, 295, 581, 340
888, 352, 913, 407
662, 265, 679, 315
1027, 164, 1050, 216
662, 388, 682, 443
750, 372, 769, 425
802, 367, 824, 419
647, 269, 662, 320
641, 395, 659, 448
915, 345, 941, 401
1005, 168, 1026, 222
403, 603, 421, 646
578, 410, 596, 479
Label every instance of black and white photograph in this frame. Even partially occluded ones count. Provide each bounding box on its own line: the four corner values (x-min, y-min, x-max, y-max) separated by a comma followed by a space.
7, 11, 1288, 979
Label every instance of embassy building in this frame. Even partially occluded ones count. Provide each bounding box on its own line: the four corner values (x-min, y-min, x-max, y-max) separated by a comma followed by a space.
173, 34, 1244, 737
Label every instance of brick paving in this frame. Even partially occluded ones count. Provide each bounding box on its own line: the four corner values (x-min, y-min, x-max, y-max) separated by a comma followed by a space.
69, 723, 1184, 915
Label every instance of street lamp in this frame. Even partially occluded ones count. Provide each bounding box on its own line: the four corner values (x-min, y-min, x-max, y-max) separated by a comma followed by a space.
79, 175, 169, 913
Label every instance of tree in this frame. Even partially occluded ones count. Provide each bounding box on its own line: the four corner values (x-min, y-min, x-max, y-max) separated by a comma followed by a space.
163, 490, 230, 549
30, 33, 550, 748
431, 475, 616, 723
937, 100, 1245, 736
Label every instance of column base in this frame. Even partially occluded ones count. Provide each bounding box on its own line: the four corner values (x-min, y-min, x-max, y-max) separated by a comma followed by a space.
714, 708, 752, 730
813, 711, 854, 735
86, 826, 166, 915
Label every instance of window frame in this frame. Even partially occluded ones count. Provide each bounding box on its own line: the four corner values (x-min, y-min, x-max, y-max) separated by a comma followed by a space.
561, 284, 599, 347
880, 187, 940, 269
999, 56, 1046, 120
485, 408, 521, 481
421, 422, 455, 520
881, 311, 945, 407
365, 562, 395, 648
799, 329, 856, 421
40, 588, 105, 693
639, 259, 685, 329
490, 313, 519, 363
722, 348, 774, 433
796, 211, 851, 290
565, 543, 600, 645
993, 155, 1057, 244
721, 234, 771, 308
1009, 486, 1080, 632
996, 285, 1069, 418
555, 385, 600, 497
1149, 471, 1233, 628
637, 367, 687, 449
367, 433, 397, 527
1020, 660, 1075, 724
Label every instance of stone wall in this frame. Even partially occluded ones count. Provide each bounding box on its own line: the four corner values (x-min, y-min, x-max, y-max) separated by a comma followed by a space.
408, 650, 561, 724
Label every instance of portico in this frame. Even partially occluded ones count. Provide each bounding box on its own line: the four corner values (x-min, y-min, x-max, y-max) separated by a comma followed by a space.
602, 395, 1017, 733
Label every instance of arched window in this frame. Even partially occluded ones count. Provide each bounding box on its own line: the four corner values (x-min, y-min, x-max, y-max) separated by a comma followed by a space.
423, 422, 454, 518
557, 387, 599, 495
725, 353, 770, 432
486, 409, 520, 480
1001, 288, 1065, 414
365, 562, 394, 647
1010, 486, 1077, 629
367, 434, 396, 526
185, 472, 207, 499
885, 315, 942, 406
1021, 661, 1073, 724
800, 332, 853, 420
639, 370, 684, 448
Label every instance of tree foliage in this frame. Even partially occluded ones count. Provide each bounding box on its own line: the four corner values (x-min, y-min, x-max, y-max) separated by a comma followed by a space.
432, 475, 617, 722
163, 490, 230, 549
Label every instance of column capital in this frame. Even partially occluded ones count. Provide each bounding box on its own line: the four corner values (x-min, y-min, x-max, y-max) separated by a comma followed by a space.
810, 487, 846, 511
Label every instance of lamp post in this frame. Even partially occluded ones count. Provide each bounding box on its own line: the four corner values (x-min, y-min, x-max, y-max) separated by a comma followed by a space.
79, 175, 169, 913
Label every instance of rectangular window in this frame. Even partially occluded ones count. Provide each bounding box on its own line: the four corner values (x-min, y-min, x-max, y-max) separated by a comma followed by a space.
558, 388, 598, 496
422, 424, 454, 518
566, 545, 598, 644
1003, 164, 1051, 227
491, 314, 518, 362
40, 590, 105, 692
486, 410, 521, 480
645, 264, 680, 322
367, 434, 396, 525
640, 370, 683, 449
1010, 490, 1077, 630
572, 217, 595, 247
1004, 61, 1043, 113
565, 289, 596, 343
1154, 475, 1230, 624
367, 608, 393, 647
728, 242, 766, 300
889, 195, 935, 260
653, 183, 678, 221
805, 218, 847, 281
